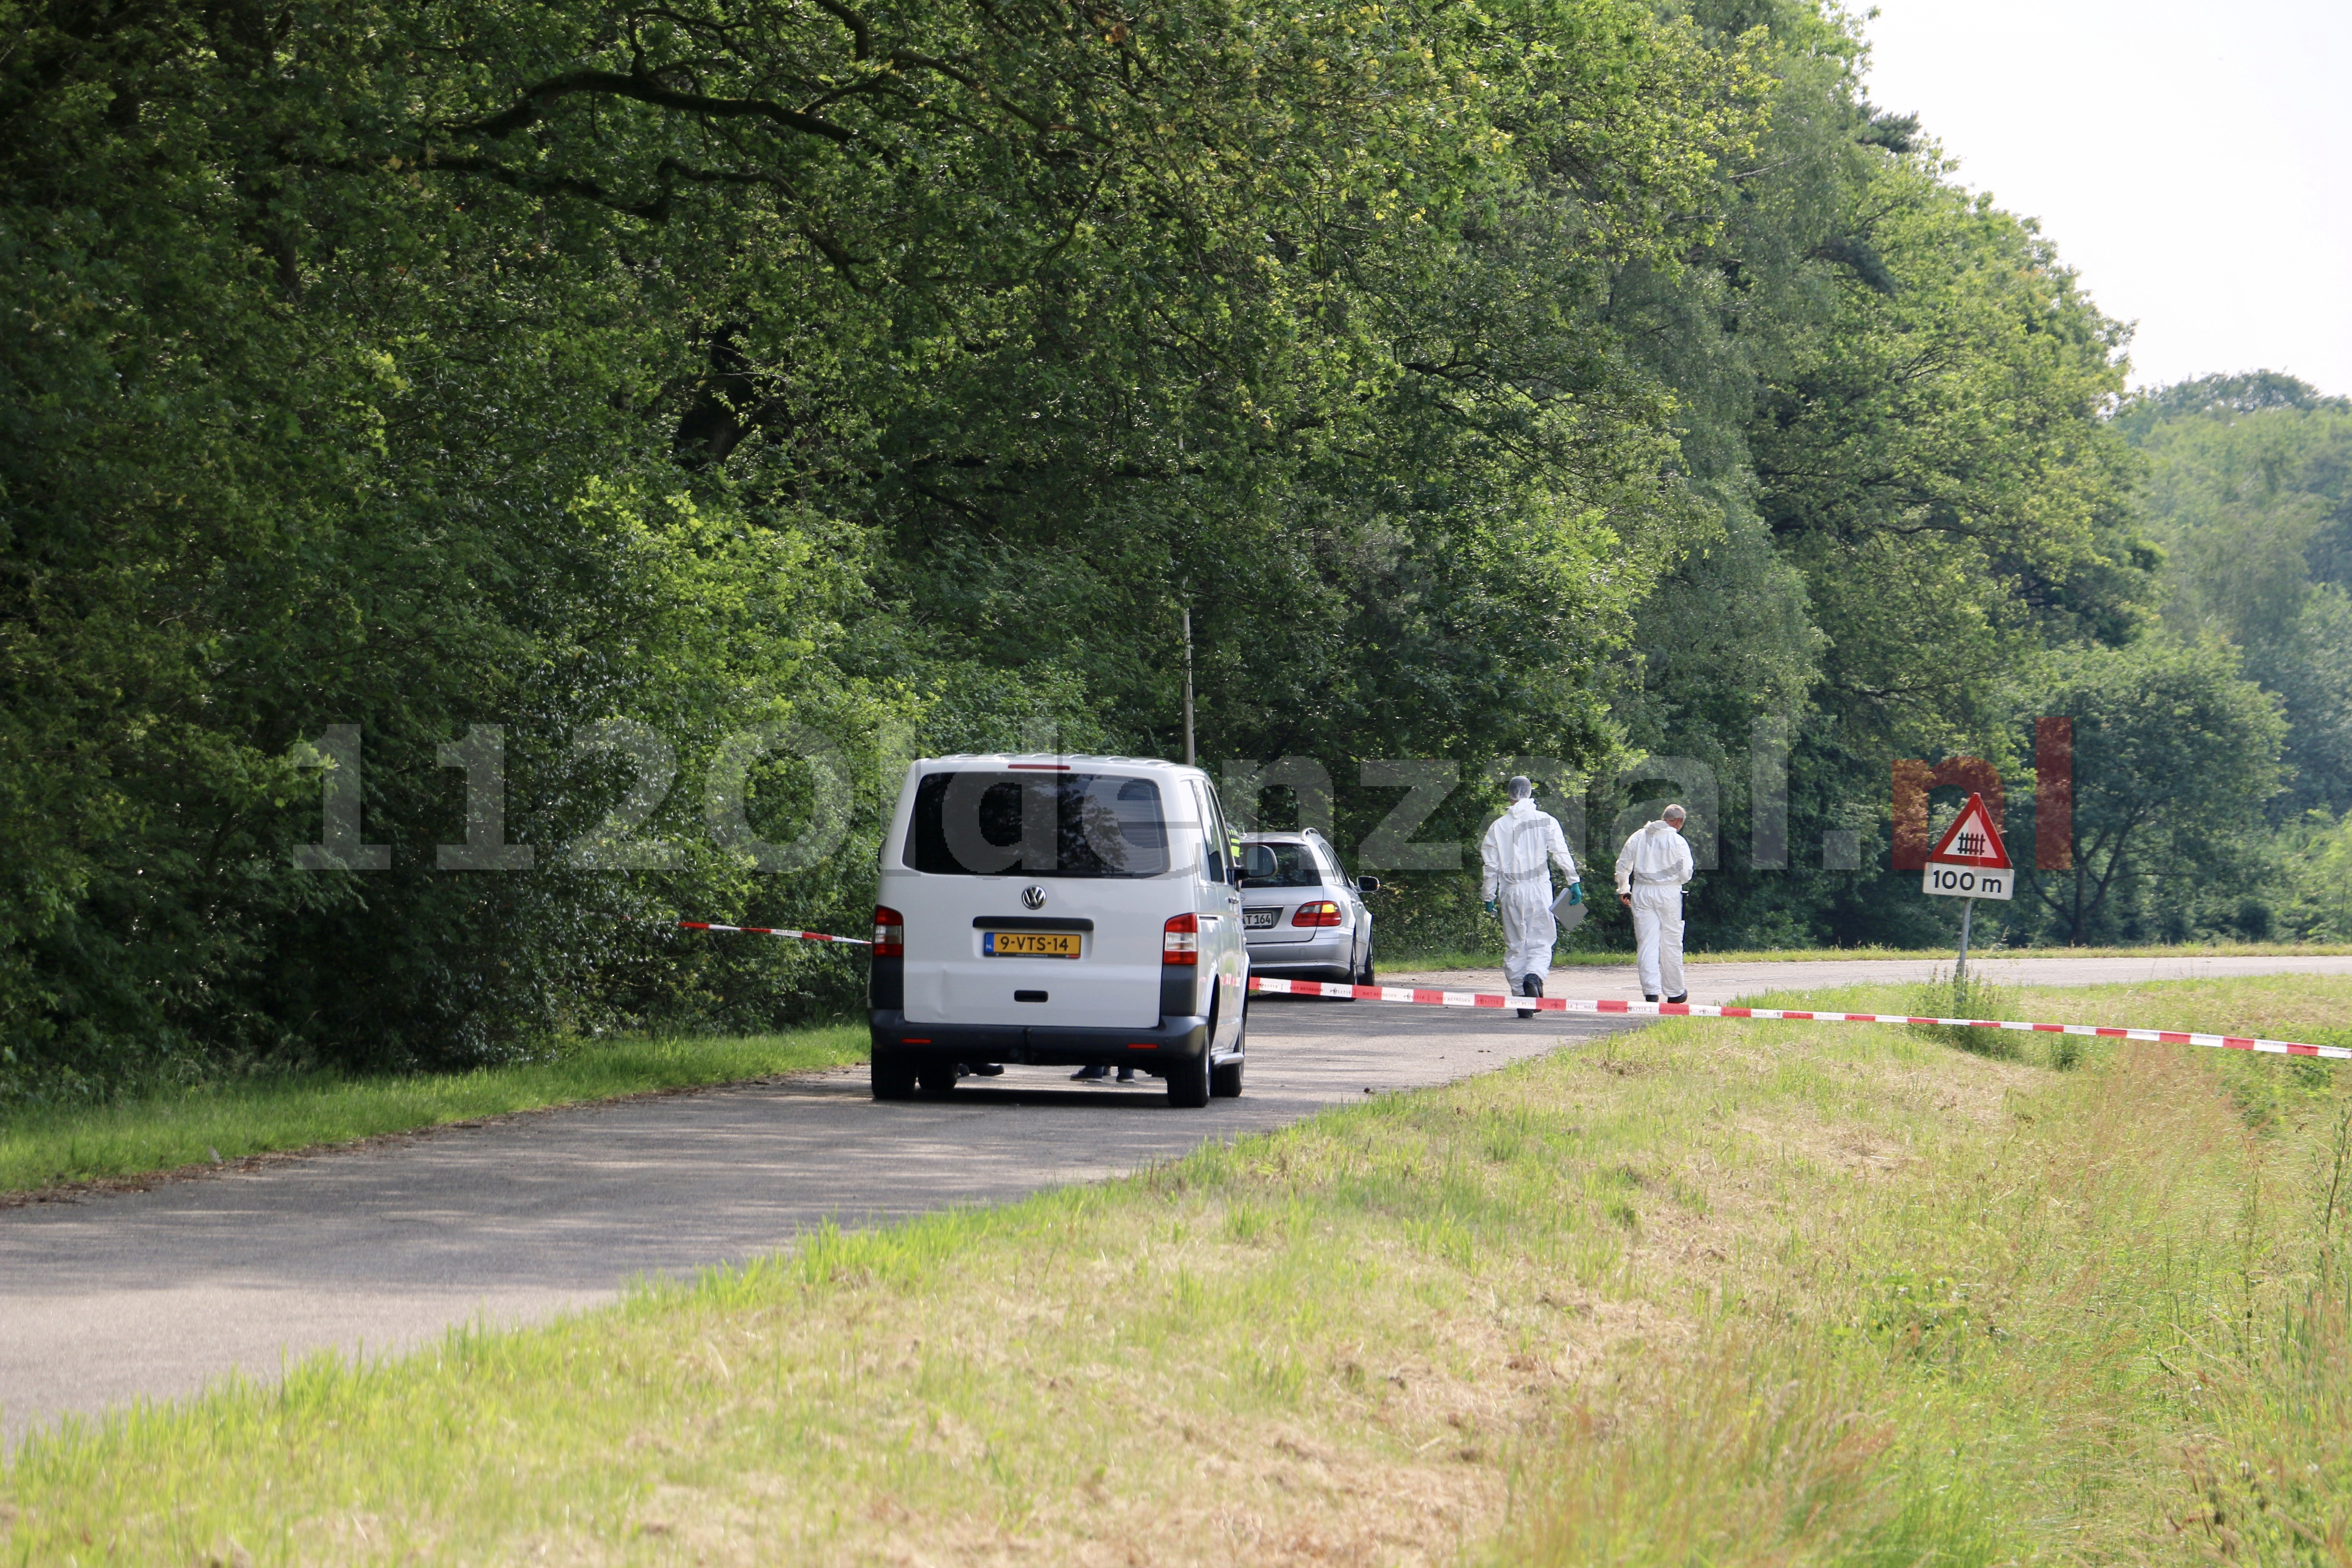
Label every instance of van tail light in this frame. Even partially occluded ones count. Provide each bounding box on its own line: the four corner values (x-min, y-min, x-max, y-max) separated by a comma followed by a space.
1162, 912, 1200, 965
873, 905, 905, 958
1292, 901, 1343, 928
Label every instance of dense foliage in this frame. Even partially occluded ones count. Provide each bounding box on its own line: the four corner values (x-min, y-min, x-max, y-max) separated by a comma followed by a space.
1597, 13, 2162, 953
0, 0, 2293, 1095
2109, 374, 2352, 940
2122, 374, 2352, 817
0, 0, 1768, 1093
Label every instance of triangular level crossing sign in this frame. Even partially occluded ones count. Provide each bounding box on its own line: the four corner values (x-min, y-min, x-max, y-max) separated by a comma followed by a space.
1928, 792, 2012, 870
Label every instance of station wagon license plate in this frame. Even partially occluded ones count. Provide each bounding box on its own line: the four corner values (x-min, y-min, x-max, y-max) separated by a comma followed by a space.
983, 931, 1081, 959
1242, 908, 1279, 929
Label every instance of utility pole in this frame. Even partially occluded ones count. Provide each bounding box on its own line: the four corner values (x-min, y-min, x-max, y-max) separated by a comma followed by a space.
1181, 601, 1196, 767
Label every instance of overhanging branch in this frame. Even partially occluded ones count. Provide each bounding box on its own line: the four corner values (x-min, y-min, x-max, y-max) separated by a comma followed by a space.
450, 68, 854, 145
810, 0, 872, 60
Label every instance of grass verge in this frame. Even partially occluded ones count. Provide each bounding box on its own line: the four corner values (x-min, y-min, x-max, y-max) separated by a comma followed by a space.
6, 978, 2351, 1563
0, 1026, 867, 1198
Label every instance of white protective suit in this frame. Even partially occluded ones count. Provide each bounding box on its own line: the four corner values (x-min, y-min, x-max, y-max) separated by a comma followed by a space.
1480, 798, 1580, 990
1614, 818, 1695, 999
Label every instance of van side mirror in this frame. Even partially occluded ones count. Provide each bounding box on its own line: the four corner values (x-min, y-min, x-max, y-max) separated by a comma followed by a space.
1356, 875, 1381, 894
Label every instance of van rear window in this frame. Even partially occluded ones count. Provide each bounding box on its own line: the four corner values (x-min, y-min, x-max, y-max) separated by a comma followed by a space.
906, 772, 1172, 877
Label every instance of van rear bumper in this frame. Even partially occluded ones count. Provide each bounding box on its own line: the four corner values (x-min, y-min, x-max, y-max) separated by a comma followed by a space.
870, 1009, 1211, 1069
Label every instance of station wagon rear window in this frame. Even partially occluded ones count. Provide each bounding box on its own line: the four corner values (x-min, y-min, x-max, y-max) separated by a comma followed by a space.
1240, 842, 1324, 889
906, 772, 1172, 877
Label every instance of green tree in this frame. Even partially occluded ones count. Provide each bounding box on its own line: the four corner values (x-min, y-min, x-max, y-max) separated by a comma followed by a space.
0, 0, 1770, 1089
2119, 375, 2352, 815
2278, 810, 2352, 941
1590, 0, 2155, 949
2022, 640, 2285, 944
0, 0, 2257, 1092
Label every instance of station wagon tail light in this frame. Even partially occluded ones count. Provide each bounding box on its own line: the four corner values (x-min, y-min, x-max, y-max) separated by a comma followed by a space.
1292, 901, 1343, 928
1162, 912, 1199, 965
873, 905, 905, 958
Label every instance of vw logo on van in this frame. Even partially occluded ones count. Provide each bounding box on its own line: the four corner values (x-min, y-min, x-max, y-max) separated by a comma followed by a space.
1021, 885, 1047, 910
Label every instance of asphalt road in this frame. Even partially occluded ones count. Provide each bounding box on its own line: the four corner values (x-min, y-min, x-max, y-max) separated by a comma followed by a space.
9, 950, 2350, 1445
0, 992, 1632, 1445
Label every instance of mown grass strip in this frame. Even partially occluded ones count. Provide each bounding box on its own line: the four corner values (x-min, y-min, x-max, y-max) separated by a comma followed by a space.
5, 979, 2349, 1564
0, 1026, 867, 1197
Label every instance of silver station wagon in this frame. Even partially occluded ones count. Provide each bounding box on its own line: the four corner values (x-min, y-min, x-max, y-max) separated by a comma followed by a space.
1237, 830, 1378, 987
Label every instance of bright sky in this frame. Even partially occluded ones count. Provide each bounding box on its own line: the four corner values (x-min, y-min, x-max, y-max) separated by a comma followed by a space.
1859, 0, 2352, 398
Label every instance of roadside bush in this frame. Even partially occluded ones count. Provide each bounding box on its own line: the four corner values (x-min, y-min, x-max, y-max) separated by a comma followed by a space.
1905, 972, 2031, 1061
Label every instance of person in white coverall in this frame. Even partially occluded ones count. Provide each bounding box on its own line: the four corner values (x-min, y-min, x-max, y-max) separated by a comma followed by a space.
1480, 777, 1581, 1019
1614, 804, 1694, 1004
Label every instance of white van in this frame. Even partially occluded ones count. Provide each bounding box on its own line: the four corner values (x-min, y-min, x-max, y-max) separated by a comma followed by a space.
868, 755, 1250, 1106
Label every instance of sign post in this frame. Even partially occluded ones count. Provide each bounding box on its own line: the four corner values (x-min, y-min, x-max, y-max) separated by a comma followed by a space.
1920, 793, 2013, 988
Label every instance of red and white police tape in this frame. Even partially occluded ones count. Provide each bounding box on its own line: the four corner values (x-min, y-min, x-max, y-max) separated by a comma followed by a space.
665, 925, 2341, 1060
674, 920, 870, 946
1245, 976, 2351, 1060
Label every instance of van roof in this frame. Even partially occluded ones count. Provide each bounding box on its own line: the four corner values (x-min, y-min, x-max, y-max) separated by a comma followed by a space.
914, 754, 1201, 775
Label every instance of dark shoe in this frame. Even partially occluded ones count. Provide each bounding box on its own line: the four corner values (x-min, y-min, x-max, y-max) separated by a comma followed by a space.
1644, 994, 1659, 1003
969, 1063, 1004, 1076
1517, 973, 1538, 1019
1115, 1066, 1136, 1082
1665, 993, 1687, 1006
1070, 1065, 1109, 1081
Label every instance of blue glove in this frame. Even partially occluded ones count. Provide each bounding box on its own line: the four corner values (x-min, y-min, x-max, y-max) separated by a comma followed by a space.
1567, 881, 1583, 906
1483, 900, 1496, 915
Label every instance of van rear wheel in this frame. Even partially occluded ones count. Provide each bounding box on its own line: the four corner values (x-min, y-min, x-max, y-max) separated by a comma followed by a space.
872, 1054, 916, 1101
1168, 1044, 1212, 1107
1169, 1002, 1214, 1109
